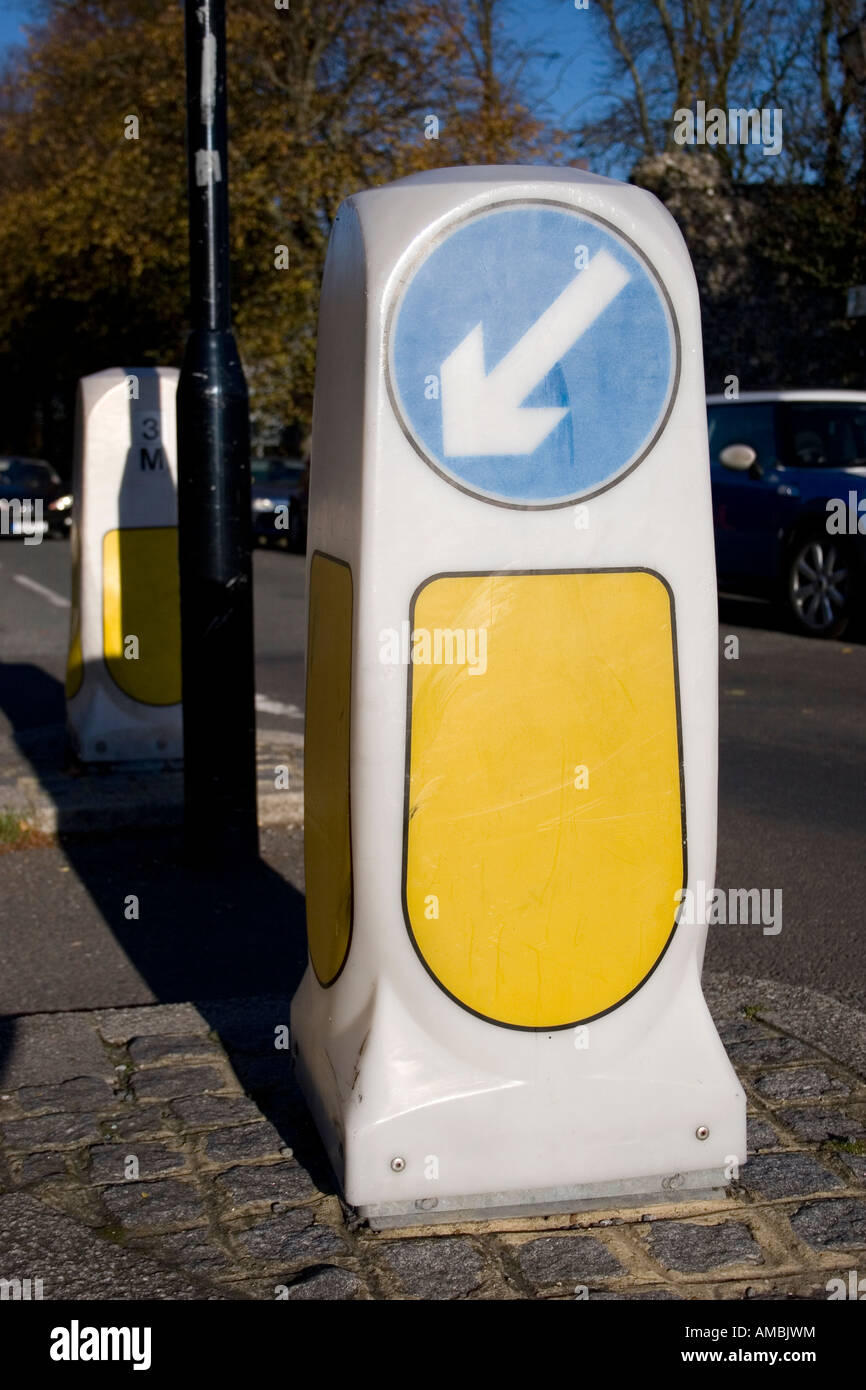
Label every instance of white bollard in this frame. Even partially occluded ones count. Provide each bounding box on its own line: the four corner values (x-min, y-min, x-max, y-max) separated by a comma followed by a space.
66, 367, 182, 762
291, 167, 746, 1227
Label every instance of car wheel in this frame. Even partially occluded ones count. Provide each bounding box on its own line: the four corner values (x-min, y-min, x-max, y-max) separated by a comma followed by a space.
785, 532, 852, 638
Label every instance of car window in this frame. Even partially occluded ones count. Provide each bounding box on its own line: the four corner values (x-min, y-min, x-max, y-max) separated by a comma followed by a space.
707, 403, 777, 464
782, 404, 866, 469
0, 458, 57, 488
22, 464, 53, 489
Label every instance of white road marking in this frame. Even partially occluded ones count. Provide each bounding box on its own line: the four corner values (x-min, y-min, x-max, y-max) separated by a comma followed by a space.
13, 574, 70, 608
255, 693, 303, 719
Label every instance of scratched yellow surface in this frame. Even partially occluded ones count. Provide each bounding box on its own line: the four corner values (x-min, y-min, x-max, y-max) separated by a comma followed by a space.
102, 527, 181, 706
304, 553, 353, 986
65, 523, 83, 698
404, 570, 684, 1028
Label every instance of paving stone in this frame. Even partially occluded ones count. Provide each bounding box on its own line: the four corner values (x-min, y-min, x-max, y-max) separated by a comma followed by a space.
380, 1237, 484, 1299
648, 1220, 763, 1273
280, 1266, 363, 1300
744, 1281, 829, 1301
728, 1038, 814, 1067
744, 1152, 841, 1199
204, 1123, 288, 1164
172, 1095, 264, 1130
235, 1211, 347, 1264
514, 1234, 622, 1288
790, 1199, 866, 1250
777, 1107, 866, 1145
94, 1003, 211, 1046
0, 1192, 225, 1300
131, 1228, 235, 1275
2, 1111, 103, 1151
90, 1141, 187, 1184
128, 1035, 223, 1067
592, 1288, 683, 1300
0, 1015, 115, 1087
231, 1055, 295, 1091
100, 1178, 206, 1231
747, 1116, 781, 1151
752, 1068, 848, 1102
132, 1064, 232, 1102
204, 999, 294, 1054
18, 1077, 116, 1116
15, 1153, 68, 1184
716, 1018, 776, 1045
215, 1162, 316, 1210
838, 1152, 866, 1185
102, 1108, 174, 1141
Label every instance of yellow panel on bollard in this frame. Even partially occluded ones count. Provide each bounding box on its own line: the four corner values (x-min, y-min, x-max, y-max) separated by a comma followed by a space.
305, 551, 354, 986
102, 528, 182, 707
66, 368, 182, 761
290, 167, 746, 1227
405, 569, 683, 1030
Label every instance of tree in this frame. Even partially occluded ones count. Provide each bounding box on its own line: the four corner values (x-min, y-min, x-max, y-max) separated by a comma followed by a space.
0, 0, 561, 465
575, 0, 866, 390
579, 0, 864, 187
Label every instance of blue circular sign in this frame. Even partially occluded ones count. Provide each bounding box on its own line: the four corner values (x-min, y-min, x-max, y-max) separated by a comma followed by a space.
386, 201, 679, 509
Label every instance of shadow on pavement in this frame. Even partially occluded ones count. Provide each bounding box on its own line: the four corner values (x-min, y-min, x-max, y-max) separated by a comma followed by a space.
718, 592, 866, 642
0, 657, 329, 1192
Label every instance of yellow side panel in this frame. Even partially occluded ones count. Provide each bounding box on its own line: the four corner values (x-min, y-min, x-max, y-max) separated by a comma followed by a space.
66, 626, 84, 700
65, 524, 83, 699
102, 527, 181, 706
405, 570, 684, 1030
305, 552, 353, 986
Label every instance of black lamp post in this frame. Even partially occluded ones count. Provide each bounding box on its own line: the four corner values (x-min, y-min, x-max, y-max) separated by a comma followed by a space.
177, 0, 258, 863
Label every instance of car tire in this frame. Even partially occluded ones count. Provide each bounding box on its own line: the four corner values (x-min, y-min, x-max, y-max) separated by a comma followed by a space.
782, 530, 854, 638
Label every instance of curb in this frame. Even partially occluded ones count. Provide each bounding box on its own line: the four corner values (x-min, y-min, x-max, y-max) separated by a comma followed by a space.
0, 735, 304, 836
0, 784, 304, 836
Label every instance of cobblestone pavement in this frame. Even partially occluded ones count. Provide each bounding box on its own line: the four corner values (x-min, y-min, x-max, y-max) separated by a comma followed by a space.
1, 979, 864, 1301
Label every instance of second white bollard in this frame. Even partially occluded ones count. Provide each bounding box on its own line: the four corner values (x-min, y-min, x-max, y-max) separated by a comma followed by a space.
66, 367, 182, 762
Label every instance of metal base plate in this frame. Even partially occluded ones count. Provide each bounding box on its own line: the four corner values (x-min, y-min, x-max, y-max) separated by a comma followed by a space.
358, 1167, 728, 1230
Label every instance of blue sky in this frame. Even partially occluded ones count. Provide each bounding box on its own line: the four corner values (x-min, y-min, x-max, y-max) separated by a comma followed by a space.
0, 1, 30, 50
508, 2, 611, 132
0, 1, 614, 121
0, 1, 621, 165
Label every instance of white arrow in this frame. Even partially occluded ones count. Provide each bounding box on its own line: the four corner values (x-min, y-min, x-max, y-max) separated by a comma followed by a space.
440, 249, 630, 457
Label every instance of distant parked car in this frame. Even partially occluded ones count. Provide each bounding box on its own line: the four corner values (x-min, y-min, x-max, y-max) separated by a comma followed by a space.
250, 455, 308, 550
0, 455, 67, 539
708, 391, 866, 637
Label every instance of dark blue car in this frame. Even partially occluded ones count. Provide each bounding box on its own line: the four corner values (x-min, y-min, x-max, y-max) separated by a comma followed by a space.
250, 455, 308, 550
708, 392, 866, 637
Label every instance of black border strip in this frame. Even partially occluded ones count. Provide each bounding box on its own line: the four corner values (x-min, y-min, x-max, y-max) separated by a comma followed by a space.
383, 198, 682, 511
400, 566, 688, 1031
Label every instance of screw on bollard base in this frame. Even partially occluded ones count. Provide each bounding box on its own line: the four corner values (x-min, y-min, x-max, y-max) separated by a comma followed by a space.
177, 0, 258, 863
